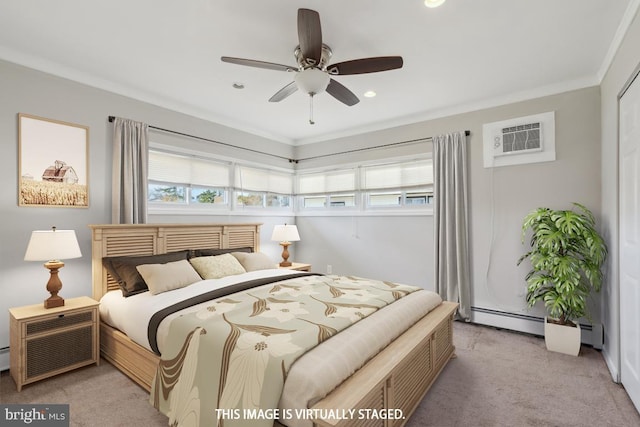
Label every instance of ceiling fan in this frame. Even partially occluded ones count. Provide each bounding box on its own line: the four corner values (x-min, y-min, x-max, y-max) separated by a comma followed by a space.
221, 8, 403, 123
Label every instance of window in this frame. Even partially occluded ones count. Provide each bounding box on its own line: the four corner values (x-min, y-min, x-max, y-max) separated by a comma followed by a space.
367, 190, 430, 207
362, 160, 433, 208
191, 187, 226, 204
267, 193, 291, 208
368, 191, 401, 207
148, 150, 295, 213
296, 158, 432, 213
329, 195, 355, 207
148, 150, 230, 207
234, 166, 293, 209
148, 147, 430, 216
148, 183, 186, 203
297, 169, 357, 210
303, 196, 326, 208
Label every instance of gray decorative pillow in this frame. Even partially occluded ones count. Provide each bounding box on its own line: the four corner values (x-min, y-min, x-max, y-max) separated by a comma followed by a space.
102, 250, 190, 297
232, 252, 275, 272
136, 260, 202, 295
189, 253, 246, 279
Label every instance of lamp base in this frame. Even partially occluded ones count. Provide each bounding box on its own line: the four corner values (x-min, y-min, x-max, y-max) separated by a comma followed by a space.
44, 295, 65, 309
44, 260, 65, 309
279, 242, 292, 267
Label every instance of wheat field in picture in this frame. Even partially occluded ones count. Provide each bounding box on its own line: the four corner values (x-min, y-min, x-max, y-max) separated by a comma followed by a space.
20, 179, 88, 207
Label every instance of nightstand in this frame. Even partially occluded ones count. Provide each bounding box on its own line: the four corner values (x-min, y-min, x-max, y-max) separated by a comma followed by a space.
9, 296, 100, 391
278, 262, 312, 272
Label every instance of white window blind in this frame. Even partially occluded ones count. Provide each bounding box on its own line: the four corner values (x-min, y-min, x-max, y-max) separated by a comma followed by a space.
148, 151, 229, 187
297, 169, 357, 194
235, 166, 293, 194
362, 160, 432, 191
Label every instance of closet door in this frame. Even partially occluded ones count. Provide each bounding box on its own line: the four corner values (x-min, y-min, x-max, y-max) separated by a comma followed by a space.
620, 68, 640, 413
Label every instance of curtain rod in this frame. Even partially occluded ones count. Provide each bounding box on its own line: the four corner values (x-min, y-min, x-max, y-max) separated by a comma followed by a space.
108, 116, 295, 163
108, 116, 469, 164
294, 130, 470, 163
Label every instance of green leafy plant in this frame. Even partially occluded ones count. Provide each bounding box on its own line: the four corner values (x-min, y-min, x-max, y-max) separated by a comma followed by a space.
517, 203, 607, 326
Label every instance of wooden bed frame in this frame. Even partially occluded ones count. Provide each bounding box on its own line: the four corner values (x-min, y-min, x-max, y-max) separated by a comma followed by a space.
90, 223, 457, 427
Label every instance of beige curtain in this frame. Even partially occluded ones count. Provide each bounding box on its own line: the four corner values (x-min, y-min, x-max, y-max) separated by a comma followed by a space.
433, 131, 470, 320
112, 117, 148, 224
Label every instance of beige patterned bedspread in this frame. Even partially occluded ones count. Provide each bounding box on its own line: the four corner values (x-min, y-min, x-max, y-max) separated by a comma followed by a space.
150, 274, 421, 427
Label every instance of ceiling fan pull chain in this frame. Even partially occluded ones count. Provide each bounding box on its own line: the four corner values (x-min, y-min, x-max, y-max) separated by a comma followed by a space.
309, 94, 315, 125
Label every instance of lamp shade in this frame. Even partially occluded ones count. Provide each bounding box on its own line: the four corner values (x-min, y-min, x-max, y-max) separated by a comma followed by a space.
24, 228, 82, 261
271, 224, 300, 243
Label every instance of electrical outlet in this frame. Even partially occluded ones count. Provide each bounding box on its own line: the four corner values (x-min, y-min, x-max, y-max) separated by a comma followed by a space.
326, 264, 332, 274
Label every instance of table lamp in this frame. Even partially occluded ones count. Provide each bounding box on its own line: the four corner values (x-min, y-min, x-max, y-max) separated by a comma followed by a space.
24, 227, 82, 308
271, 224, 300, 267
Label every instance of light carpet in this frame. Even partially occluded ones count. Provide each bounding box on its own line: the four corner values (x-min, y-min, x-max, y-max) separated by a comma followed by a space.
1, 322, 638, 426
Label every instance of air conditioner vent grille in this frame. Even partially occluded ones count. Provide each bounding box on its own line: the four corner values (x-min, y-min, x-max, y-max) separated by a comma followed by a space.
501, 122, 541, 154
483, 111, 555, 168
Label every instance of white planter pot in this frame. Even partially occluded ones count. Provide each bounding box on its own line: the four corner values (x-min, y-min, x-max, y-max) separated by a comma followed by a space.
544, 317, 581, 356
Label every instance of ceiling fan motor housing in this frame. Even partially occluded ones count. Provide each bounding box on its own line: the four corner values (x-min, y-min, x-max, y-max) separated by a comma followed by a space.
294, 44, 333, 69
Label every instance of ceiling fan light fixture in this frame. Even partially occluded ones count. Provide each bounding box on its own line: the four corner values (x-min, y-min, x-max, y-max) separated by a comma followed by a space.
364, 90, 377, 98
424, 0, 446, 8
295, 68, 330, 95
221, 8, 402, 113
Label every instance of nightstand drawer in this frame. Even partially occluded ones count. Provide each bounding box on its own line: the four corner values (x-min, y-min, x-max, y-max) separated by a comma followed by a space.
25, 311, 93, 336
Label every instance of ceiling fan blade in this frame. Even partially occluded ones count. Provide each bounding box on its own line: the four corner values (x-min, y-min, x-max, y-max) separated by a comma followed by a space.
269, 81, 298, 102
221, 56, 296, 72
297, 9, 323, 66
327, 56, 404, 75
326, 79, 359, 106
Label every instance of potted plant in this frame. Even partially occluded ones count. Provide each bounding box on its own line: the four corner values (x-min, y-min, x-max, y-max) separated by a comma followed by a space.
517, 203, 607, 356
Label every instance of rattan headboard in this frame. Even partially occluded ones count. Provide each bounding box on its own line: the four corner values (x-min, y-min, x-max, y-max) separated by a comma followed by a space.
89, 223, 262, 300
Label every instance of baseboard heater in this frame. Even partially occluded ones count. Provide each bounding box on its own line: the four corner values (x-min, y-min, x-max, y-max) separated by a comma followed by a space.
470, 306, 602, 349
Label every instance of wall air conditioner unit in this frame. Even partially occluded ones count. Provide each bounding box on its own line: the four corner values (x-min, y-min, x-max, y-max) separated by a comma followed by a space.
483, 111, 555, 168
495, 122, 542, 156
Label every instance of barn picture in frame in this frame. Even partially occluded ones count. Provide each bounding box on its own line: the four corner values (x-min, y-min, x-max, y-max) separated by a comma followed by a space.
18, 113, 89, 207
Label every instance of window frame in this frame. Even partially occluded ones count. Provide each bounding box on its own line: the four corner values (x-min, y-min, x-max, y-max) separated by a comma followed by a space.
147, 146, 295, 216
296, 156, 433, 216
147, 145, 432, 217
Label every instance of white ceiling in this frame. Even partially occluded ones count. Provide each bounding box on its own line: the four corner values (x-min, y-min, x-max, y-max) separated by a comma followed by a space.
0, 0, 636, 145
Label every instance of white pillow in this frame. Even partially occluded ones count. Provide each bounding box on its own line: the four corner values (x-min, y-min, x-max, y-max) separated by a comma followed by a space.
189, 253, 246, 279
232, 252, 275, 272
136, 260, 202, 295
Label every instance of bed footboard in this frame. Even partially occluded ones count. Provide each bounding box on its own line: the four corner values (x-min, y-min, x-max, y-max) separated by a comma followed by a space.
100, 300, 457, 427
310, 301, 457, 427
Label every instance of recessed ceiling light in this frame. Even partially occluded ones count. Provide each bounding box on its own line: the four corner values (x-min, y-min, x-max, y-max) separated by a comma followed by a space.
424, 0, 446, 8
364, 91, 377, 98
232, 82, 245, 89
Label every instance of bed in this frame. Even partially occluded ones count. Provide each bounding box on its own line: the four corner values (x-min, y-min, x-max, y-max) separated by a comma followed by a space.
90, 223, 457, 427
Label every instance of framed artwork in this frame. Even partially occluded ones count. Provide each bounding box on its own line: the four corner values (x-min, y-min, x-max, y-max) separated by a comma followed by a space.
18, 113, 89, 207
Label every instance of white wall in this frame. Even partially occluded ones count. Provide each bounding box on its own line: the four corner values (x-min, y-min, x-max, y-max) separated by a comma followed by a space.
296, 216, 434, 289
600, 7, 640, 381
